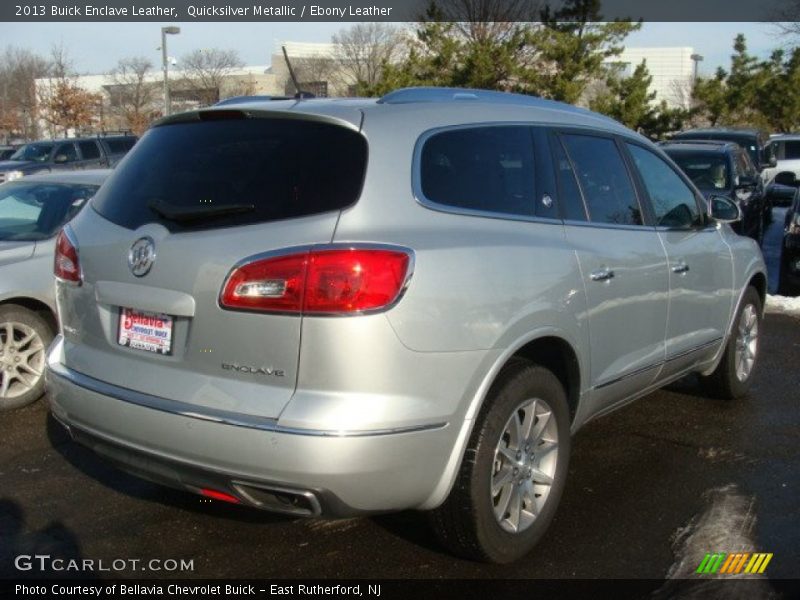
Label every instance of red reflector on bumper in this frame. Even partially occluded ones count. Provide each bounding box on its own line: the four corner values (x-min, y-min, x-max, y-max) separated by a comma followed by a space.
199, 488, 241, 504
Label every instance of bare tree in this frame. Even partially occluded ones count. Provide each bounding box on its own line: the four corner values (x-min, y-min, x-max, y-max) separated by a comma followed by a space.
37, 45, 100, 137
180, 48, 244, 106
107, 57, 158, 135
332, 23, 402, 91
284, 54, 339, 97
0, 46, 50, 141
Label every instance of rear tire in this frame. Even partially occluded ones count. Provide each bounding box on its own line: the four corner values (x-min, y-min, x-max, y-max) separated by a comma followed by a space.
0, 305, 53, 411
700, 287, 762, 400
429, 362, 571, 563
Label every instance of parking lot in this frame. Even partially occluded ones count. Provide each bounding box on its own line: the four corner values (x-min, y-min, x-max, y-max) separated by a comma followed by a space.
0, 211, 797, 583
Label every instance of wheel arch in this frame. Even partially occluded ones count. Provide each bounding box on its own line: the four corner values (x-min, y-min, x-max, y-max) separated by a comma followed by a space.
419, 330, 583, 510
0, 296, 58, 334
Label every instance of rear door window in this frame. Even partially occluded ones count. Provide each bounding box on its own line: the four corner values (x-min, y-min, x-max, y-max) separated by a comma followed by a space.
78, 141, 102, 160
420, 126, 536, 217
92, 118, 368, 232
559, 133, 643, 226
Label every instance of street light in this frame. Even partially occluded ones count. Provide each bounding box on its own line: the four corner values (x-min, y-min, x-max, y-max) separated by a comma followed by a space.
690, 53, 704, 81
161, 26, 180, 116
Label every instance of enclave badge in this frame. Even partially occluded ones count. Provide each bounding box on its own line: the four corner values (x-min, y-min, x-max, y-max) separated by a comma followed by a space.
128, 237, 156, 277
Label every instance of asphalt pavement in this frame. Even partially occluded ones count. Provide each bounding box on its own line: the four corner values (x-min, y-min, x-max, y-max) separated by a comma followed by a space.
1, 216, 798, 582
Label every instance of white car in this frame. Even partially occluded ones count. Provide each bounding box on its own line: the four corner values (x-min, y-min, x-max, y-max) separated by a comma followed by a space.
764, 134, 800, 183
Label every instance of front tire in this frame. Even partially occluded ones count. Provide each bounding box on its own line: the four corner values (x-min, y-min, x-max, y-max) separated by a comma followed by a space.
0, 305, 53, 411
700, 287, 762, 399
430, 362, 571, 563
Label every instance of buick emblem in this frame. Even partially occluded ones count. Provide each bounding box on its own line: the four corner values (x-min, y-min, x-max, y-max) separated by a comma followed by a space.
128, 237, 156, 277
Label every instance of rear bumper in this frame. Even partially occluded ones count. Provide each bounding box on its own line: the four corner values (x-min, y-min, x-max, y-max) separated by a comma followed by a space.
46, 337, 457, 517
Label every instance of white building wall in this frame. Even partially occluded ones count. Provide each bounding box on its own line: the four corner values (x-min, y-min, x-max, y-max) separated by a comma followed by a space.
606, 47, 696, 109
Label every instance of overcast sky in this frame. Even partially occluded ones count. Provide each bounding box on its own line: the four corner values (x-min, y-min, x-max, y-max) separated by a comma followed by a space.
0, 21, 784, 76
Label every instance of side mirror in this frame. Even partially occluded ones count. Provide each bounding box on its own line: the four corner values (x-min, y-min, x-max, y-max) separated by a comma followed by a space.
708, 195, 741, 224
54, 154, 69, 164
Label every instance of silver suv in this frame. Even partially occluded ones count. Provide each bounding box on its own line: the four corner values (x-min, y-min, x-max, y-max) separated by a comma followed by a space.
46, 88, 766, 563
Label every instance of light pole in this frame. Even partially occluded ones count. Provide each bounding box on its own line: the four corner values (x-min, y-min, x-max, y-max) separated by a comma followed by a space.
161, 26, 180, 116
690, 53, 704, 81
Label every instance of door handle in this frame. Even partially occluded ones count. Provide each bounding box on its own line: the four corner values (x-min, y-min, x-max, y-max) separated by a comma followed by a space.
590, 268, 615, 282
672, 262, 690, 274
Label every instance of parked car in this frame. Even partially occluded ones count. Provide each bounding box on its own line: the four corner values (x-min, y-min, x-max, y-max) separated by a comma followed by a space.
772, 172, 800, 296
661, 140, 769, 243
763, 134, 800, 184
0, 145, 20, 161
671, 128, 777, 176
0, 135, 136, 183
46, 88, 766, 564
0, 170, 110, 410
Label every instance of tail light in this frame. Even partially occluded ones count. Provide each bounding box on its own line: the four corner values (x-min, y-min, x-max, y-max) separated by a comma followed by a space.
220, 246, 412, 315
54, 228, 82, 285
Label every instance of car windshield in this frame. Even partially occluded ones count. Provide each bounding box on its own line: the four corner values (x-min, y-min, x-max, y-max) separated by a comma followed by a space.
9, 143, 54, 163
668, 153, 730, 191
0, 181, 98, 241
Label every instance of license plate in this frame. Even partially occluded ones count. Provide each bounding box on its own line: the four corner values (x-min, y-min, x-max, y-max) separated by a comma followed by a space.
117, 308, 173, 355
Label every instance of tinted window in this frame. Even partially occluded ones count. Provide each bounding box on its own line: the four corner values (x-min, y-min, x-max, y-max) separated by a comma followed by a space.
0, 182, 97, 241
628, 144, 701, 228
421, 126, 535, 217
552, 136, 586, 221
105, 138, 136, 153
92, 119, 367, 232
666, 152, 730, 191
10, 143, 54, 163
54, 143, 78, 162
560, 134, 642, 226
735, 150, 757, 180
78, 141, 101, 160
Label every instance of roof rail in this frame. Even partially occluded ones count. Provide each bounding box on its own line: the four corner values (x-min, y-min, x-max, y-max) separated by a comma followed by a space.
660, 139, 733, 147
377, 87, 610, 120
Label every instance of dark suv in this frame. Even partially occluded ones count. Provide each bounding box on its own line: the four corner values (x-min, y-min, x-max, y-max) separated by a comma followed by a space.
0, 135, 136, 183
661, 140, 768, 243
671, 128, 777, 174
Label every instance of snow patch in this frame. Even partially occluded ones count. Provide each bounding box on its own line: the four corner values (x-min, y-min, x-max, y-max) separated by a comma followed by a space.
766, 294, 800, 317
653, 484, 776, 599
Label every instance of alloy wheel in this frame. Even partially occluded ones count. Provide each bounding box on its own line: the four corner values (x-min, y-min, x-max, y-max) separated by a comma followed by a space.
0, 321, 46, 400
491, 397, 559, 534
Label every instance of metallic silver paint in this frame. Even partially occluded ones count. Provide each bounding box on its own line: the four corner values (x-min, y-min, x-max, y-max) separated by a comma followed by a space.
45, 99, 767, 516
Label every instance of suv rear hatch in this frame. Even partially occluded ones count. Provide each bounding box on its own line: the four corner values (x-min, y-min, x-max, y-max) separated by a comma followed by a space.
58, 111, 367, 419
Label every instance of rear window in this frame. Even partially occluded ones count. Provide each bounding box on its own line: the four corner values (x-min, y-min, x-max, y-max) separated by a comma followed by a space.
92, 119, 367, 231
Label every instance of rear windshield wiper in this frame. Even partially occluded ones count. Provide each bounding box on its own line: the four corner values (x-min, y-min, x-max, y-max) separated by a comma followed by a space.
147, 199, 255, 222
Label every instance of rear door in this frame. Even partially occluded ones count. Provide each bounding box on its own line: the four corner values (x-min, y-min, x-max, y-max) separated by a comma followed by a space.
51, 142, 79, 171
77, 140, 106, 169
624, 142, 733, 379
57, 115, 368, 419
552, 131, 669, 410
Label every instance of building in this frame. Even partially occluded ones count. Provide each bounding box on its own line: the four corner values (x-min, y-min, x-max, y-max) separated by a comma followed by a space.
603, 47, 697, 109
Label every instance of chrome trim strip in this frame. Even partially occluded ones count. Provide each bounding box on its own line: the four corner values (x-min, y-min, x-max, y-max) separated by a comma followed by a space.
593, 337, 724, 390
594, 361, 661, 390
664, 338, 723, 363
48, 361, 446, 438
